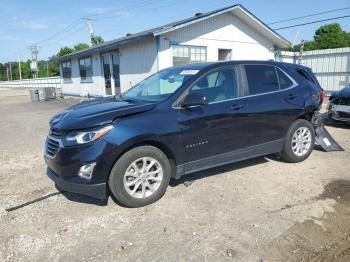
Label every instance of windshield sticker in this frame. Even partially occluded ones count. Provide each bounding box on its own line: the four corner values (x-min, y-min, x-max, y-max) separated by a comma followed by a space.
180, 70, 199, 75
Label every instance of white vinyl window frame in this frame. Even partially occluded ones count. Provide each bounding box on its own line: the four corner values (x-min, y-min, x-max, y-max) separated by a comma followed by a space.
172, 45, 207, 66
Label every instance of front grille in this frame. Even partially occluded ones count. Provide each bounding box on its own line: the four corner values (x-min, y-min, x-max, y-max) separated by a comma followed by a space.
50, 129, 65, 136
45, 137, 60, 158
338, 112, 350, 119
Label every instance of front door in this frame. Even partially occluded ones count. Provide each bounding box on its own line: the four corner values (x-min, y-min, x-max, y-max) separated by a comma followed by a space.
178, 66, 247, 166
102, 51, 121, 96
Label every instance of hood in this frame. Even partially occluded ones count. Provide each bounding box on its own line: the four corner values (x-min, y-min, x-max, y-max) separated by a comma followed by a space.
330, 87, 350, 99
50, 97, 156, 131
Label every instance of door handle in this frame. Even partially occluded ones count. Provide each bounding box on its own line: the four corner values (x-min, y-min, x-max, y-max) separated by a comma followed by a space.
230, 104, 244, 111
287, 94, 297, 100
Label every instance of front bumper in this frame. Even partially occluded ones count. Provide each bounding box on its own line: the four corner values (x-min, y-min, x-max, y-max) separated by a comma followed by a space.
47, 168, 107, 199
44, 135, 121, 200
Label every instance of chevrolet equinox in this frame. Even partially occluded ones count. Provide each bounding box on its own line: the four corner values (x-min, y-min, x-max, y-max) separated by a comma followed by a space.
45, 61, 324, 207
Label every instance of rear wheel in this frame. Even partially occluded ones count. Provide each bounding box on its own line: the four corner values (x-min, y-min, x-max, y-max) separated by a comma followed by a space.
108, 146, 171, 208
280, 119, 315, 163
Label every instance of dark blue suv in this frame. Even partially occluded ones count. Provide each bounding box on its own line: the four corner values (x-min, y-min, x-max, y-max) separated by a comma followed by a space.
45, 61, 323, 207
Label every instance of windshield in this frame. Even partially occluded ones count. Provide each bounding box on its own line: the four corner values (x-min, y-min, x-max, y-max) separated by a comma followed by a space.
123, 68, 198, 102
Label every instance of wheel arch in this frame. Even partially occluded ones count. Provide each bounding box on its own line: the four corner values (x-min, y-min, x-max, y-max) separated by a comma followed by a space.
108, 139, 178, 180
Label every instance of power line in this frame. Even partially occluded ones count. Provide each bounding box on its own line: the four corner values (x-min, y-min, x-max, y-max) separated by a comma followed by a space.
35, 19, 83, 45
44, 24, 87, 47
89, 0, 166, 18
269, 6, 350, 25
99, 0, 233, 34
274, 14, 350, 30
94, 0, 187, 21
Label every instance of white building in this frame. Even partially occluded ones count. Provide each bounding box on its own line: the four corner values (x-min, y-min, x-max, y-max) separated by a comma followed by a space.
59, 4, 292, 97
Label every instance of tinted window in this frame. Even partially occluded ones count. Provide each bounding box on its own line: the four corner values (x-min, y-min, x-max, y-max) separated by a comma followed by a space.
277, 68, 293, 89
61, 61, 71, 81
79, 57, 93, 82
297, 68, 320, 87
188, 67, 238, 103
245, 65, 279, 95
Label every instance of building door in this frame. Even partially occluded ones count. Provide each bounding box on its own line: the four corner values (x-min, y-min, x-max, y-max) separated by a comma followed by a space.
101, 50, 121, 96
218, 49, 232, 61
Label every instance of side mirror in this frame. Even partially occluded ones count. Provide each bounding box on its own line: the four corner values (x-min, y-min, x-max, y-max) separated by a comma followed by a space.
181, 93, 208, 107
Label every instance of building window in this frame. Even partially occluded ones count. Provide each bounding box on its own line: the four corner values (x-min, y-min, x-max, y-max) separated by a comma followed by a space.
172, 45, 206, 66
61, 61, 71, 81
218, 49, 232, 61
79, 56, 93, 82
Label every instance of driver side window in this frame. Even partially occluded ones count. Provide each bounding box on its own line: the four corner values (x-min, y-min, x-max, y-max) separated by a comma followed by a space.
188, 67, 238, 103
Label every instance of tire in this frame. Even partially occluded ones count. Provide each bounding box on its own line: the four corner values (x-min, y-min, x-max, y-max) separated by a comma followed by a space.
108, 146, 171, 208
280, 119, 315, 163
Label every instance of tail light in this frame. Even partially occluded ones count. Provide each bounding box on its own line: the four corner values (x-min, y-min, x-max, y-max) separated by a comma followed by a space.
320, 91, 326, 103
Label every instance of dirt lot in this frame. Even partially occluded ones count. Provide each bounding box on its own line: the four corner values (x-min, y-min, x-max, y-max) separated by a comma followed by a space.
0, 89, 350, 261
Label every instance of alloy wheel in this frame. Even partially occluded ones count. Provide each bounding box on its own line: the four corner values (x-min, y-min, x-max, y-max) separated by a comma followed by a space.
123, 157, 163, 198
291, 127, 312, 157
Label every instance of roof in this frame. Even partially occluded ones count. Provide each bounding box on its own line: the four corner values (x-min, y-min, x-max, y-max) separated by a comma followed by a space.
60, 4, 292, 61
168, 60, 299, 70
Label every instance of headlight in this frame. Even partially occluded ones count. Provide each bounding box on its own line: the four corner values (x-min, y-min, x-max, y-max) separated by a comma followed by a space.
64, 125, 113, 145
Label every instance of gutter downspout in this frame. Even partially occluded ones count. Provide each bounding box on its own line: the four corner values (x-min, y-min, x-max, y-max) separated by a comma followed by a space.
156, 35, 160, 71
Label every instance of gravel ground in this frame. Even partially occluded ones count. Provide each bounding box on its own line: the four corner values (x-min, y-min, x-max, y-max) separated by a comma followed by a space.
0, 89, 349, 261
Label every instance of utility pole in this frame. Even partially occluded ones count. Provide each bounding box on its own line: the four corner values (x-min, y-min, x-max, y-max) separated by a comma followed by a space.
6, 67, 9, 81
28, 45, 39, 78
46, 62, 49, 77
298, 40, 305, 65
83, 17, 94, 47
9, 63, 12, 81
18, 55, 22, 80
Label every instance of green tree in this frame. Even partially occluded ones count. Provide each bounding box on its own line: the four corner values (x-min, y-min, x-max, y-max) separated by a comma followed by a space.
313, 23, 350, 49
57, 46, 74, 57
290, 23, 350, 51
74, 43, 89, 51
92, 35, 104, 46
0, 63, 6, 81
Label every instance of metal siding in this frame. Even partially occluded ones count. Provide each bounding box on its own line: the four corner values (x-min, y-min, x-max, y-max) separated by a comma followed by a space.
119, 38, 158, 92
61, 54, 105, 96
0, 77, 61, 89
281, 48, 350, 92
158, 12, 275, 70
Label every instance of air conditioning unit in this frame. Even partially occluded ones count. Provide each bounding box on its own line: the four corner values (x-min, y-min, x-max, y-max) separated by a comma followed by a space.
43, 87, 56, 100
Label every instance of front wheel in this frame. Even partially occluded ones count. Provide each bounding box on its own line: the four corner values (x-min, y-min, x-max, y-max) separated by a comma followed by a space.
280, 119, 315, 163
108, 146, 171, 208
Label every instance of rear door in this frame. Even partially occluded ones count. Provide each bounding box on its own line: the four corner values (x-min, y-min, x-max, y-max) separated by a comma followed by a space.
242, 64, 304, 147
178, 66, 248, 165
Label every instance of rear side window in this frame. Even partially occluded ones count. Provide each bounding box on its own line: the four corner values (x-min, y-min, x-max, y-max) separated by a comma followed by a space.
245, 65, 279, 95
297, 68, 320, 87
277, 68, 293, 89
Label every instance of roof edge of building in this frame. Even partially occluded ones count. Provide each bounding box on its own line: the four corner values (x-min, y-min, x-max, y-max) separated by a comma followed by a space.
59, 4, 292, 62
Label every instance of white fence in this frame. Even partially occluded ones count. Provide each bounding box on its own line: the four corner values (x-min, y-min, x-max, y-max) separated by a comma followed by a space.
280, 47, 350, 93
0, 76, 61, 90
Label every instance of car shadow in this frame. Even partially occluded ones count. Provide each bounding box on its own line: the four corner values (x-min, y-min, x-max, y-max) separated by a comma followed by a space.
169, 156, 270, 187
56, 185, 108, 206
